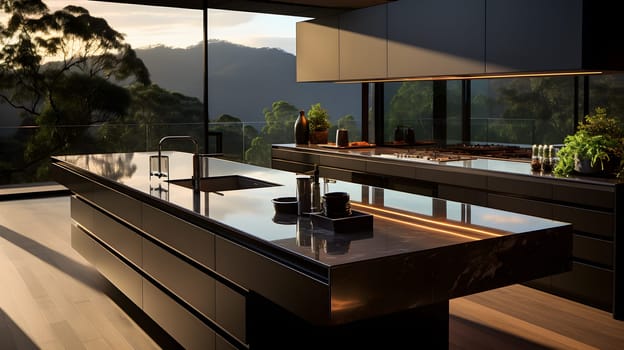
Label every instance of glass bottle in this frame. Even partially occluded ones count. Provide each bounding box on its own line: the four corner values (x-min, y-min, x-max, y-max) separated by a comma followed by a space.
294, 110, 309, 145
530, 144, 541, 171
541, 145, 553, 173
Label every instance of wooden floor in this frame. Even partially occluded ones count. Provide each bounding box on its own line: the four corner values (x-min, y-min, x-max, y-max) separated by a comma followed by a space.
1, 196, 623, 349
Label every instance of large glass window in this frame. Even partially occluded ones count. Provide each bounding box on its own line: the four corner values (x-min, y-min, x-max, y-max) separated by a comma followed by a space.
471, 77, 576, 146
588, 74, 624, 123
383, 81, 434, 144
0, 2, 361, 186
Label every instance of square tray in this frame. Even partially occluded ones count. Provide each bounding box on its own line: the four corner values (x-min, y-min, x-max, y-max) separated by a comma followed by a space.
310, 210, 373, 233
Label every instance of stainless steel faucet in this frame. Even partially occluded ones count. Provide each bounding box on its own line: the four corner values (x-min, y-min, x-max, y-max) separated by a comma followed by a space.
157, 136, 201, 191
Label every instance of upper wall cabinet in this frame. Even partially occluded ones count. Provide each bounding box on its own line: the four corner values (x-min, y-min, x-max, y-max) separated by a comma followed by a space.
296, 16, 340, 82
387, 0, 485, 78
296, 0, 624, 82
339, 5, 387, 80
485, 0, 582, 73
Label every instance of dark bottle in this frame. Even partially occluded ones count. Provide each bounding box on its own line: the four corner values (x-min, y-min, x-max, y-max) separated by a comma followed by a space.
406, 127, 415, 145
541, 145, 553, 173
294, 110, 309, 145
394, 126, 405, 143
530, 144, 541, 171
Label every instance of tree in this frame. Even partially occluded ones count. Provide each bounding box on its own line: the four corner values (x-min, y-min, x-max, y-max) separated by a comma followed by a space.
386, 82, 433, 141
211, 114, 258, 161
495, 77, 575, 144
97, 83, 203, 153
0, 0, 149, 183
245, 100, 298, 167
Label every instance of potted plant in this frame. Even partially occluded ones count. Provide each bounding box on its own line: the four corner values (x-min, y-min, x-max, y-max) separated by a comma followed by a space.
307, 103, 331, 144
554, 107, 624, 179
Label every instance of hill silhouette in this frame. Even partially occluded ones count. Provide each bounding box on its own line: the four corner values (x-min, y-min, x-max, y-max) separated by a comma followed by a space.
135, 40, 360, 123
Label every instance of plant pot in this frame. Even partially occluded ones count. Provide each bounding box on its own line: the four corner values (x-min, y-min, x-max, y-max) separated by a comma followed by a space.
309, 129, 329, 144
574, 154, 621, 176
574, 157, 602, 175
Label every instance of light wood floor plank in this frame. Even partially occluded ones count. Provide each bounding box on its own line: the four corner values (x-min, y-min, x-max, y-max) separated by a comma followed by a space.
0, 197, 160, 350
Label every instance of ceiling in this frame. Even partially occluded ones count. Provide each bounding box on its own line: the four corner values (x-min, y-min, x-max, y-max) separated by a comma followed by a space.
90, 0, 394, 17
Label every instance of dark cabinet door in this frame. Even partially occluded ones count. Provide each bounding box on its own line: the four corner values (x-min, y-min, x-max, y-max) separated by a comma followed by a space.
387, 0, 485, 78
486, 0, 582, 73
340, 5, 387, 80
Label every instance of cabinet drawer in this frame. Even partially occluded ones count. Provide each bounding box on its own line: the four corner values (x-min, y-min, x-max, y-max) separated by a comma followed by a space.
51, 164, 94, 197
143, 280, 216, 350
90, 204, 142, 266
72, 225, 142, 306
320, 154, 366, 172
573, 234, 613, 268
142, 204, 215, 270
216, 334, 238, 350
216, 281, 247, 344
71, 195, 93, 229
419, 168, 487, 189
552, 182, 614, 210
552, 205, 613, 239
440, 185, 488, 206
487, 194, 553, 219
143, 238, 216, 320
86, 181, 142, 228
271, 148, 320, 164
366, 160, 416, 178
271, 159, 314, 174
215, 236, 329, 326
488, 175, 552, 199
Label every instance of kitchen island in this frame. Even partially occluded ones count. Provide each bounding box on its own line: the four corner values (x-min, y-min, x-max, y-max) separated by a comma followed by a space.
272, 143, 624, 320
52, 151, 572, 349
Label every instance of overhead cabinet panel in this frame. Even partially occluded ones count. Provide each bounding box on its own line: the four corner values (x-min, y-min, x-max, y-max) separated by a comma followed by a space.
387, 0, 486, 78
339, 5, 387, 80
486, 0, 583, 73
296, 16, 340, 82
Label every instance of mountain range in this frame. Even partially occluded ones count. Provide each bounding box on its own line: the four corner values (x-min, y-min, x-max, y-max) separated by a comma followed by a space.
135, 40, 360, 123
1, 40, 360, 129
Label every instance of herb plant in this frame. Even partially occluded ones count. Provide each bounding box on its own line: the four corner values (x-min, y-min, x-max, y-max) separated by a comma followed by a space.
554, 107, 624, 179
307, 103, 331, 131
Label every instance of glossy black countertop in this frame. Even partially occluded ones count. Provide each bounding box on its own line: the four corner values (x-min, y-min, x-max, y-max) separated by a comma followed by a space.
274, 143, 622, 186
53, 152, 570, 273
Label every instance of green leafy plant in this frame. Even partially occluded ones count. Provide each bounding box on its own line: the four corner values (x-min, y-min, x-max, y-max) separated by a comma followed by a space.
307, 103, 331, 131
554, 107, 624, 179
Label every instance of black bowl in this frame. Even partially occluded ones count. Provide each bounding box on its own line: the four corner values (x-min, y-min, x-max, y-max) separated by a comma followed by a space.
271, 197, 298, 215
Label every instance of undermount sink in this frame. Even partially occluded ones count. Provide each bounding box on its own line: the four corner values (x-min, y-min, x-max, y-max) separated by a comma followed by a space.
167, 175, 279, 192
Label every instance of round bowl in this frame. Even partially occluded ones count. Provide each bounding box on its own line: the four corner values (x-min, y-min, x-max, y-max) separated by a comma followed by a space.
271, 197, 298, 215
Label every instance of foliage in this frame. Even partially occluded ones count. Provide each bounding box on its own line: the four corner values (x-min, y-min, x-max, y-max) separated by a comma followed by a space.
0, 0, 150, 182
97, 83, 203, 153
485, 77, 574, 144
211, 114, 257, 161
307, 103, 330, 131
386, 81, 433, 141
245, 100, 298, 166
554, 107, 624, 178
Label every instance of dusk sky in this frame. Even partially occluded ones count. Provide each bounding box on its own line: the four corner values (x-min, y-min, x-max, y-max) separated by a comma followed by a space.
19, 0, 308, 54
